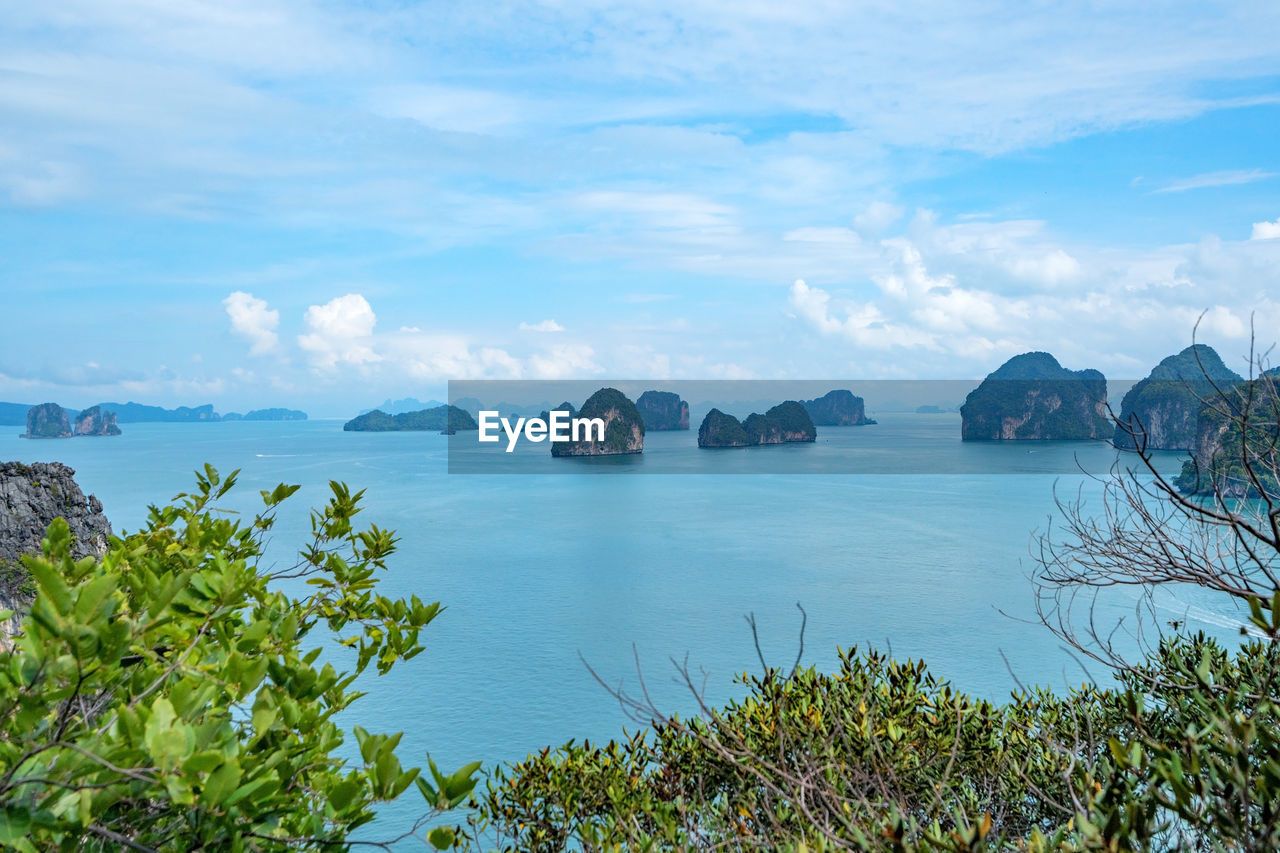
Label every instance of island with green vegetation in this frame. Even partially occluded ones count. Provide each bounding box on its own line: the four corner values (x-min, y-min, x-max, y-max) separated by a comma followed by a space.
550, 388, 644, 456
72, 405, 121, 436
1113, 344, 1241, 451
801, 390, 875, 425
342, 405, 478, 432
960, 351, 1110, 440
1174, 370, 1280, 497
698, 401, 816, 447
635, 390, 689, 430
222, 408, 308, 422
98, 402, 219, 422
537, 401, 577, 423
20, 403, 72, 438
696, 408, 753, 447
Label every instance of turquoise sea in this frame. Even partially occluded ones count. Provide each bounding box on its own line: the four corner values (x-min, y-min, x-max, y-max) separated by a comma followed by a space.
0, 415, 1246, 841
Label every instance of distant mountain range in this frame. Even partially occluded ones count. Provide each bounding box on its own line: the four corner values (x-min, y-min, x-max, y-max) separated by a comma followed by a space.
0, 402, 306, 425
358, 397, 445, 416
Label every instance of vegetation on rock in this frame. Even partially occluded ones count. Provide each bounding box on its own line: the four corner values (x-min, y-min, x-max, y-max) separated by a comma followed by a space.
550, 388, 644, 457
636, 391, 690, 431
699, 401, 815, 447
801, 390, 876, 426
960, 352, 1110, 440
343, 405, 478, 432
1113, 344, 1241, 451
21, 403, 72, 439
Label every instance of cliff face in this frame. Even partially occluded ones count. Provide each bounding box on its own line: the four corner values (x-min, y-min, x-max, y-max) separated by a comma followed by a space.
0, 461, 112, 643
698, 409, 752, 447
636, 391, 690, 430
74, 405, 122, 437
961, 352, 1110, 441
22, 403, 71, 439
1113, 345, 1242, 451
551, 388, 645, 456
1174, 375, 1280, 498
801, 390, 875, 426
699, 401, 816, 447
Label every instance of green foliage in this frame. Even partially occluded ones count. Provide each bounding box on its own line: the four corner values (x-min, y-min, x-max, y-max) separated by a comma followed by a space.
0, 465, 475, 850
471, 648, 1125, 851
697, 408, 752, 447
700, 403, 816, 448
761, 401, 816, 441
473, 632, 1280, 851
960, 353, 1109, 441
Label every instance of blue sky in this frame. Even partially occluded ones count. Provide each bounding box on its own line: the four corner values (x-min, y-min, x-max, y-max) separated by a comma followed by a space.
2, 1, 1280, 416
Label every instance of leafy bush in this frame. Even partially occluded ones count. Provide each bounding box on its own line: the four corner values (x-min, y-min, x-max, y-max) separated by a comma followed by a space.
0, 466, 476, 851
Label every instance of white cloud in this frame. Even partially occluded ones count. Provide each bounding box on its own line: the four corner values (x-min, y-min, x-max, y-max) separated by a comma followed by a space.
223, 291, 279, 354
1151, 169, 1278, 194
1252, 218, 1280, 240
518, 319, 565, 332
788, 279, 940, 351
853, 201, 903, 233
297, 293, 381, 370
527, 344, 604, 379
570, 191, 738, 231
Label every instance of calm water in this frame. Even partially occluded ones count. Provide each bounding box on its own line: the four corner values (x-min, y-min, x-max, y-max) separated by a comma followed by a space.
0, 415, 1244, 841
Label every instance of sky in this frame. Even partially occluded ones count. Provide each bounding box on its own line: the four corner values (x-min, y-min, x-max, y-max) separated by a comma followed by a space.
2, 1, 1280, 417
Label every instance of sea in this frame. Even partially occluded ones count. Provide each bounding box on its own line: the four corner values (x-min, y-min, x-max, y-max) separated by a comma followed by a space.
0, 414, 1247, 842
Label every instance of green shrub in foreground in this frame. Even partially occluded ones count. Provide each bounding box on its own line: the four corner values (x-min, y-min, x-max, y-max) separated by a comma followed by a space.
0, 465, 477, 851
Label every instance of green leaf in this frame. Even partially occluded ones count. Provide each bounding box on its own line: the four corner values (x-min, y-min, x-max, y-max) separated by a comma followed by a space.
427, 826, 455, 850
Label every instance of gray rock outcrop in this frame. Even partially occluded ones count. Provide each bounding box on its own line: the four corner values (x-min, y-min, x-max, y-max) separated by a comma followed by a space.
1, 461, 112, 643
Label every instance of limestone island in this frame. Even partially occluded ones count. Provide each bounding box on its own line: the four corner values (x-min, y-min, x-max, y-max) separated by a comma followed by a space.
698, 401, 816, 448
343, 405, 478, 432
1174, 369, 1280, 498
636, 390, 689, 430
551, 388, 644, 456
960, 352, 1110, 440
1113, 345, 1241, 452
222, 408, 308, 422
21, 403, 120, 438
73, 405, 121, 436
537, 401, 577, 423
801, 390, 876, 425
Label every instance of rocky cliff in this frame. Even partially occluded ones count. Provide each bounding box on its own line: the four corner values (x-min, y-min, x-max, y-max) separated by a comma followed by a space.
551, 388, 645, 456
699, 401, 816, 447
22, 403, 72, 438
961, 352, 1110, 440
801, 390, 875, 426
1174, 374, 1280, 498
1, 461, 112, 642
697, 409, 753, 447
636, 391, 690, 430
74, 405, 122, 436
1113, 345, 1242, 451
